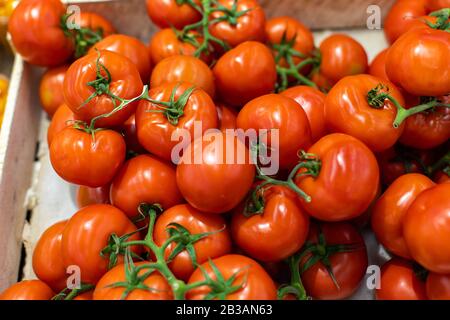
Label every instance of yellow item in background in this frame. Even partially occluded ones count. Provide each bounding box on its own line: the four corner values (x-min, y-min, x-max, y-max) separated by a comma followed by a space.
0, 75, 9, 127
0, 0, 14, 17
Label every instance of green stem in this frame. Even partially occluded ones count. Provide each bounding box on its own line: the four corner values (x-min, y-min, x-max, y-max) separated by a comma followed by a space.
393, 100, 450, 128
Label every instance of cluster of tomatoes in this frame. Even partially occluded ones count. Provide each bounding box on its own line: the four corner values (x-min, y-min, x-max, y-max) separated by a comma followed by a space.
0, 0, 449, 301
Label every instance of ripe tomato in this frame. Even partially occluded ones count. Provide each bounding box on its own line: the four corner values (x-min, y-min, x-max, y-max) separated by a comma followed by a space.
371, 173, 435, 259
76, 185, 111, 208
0, 280, 54, 300
265, 16, 314, 71
300, 222, 368, 300
325, 74, 405, 152
62, 204, 142, 284
8, 0, 73, 67
79, 12, 116, 37
146, 0, 201, 29
385, 27, 450, 97
384, 0, 427, 44
434, 170, 450, 184
187, 254, 277, 300
216, 103, 237, 131
151, 55, 215, 98
93, 262, 172, 300
368, 49, 388, 81
237, 93, 312, 170
399, 97, 450, 150
50, 127, 126, 188
110, 154, 183, 219
280, 85, 327, 142
136, 82, 218, 162
64, 50, 143, 128
231, 185, 309, 262
149, 29, 209, 65
318, 34, 368, 83
376, 258, 427, 300
310, 69, 334, 92
426, 0, 450, 11
46, 104, 78, 146
426, 272, 450, 300
39, 65, 69, 117
32, 221, 68, 292
154, 204, 232, 281
403, 183, 450, 273
89, 34, 152, 83
295, 134, 380, 221
213, 41, 277, 107
209, 0, 266, 48
176, 131, 255, 214
73, 291, 93, 300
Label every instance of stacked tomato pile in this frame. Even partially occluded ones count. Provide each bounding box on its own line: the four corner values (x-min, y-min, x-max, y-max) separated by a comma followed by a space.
0, 0, 449, 301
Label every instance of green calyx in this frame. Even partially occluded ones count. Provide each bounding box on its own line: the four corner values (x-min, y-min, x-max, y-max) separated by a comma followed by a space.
52, 283, 95, 300
100, 229, 144, 270
427, 8, 450, 30
212, 0, 251, 26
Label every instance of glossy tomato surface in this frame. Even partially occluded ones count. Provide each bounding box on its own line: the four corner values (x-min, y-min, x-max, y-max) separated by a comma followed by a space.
39, 65, 69, 117
0, 280, 54, 300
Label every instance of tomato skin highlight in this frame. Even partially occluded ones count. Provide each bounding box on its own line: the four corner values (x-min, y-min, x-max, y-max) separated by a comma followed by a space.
325, 74, 405, 152
0, 280, 54, 300
280, 85, 327, 143
61, 204, 142, 285
187, 254, 277, 300
213, 41, 277, 107
154, 204, 232, 281
403, 183, 450, 274
32, 221, 68, 292
176, 131, 255, 214
295, 133, 380, 222
8, 0, 74, 67
300, 223, 368, 300
376, 258, 427, 300
93, 262, 173, 300
385, 27, 450, 97
111, 154, 183, 219
49, 127, 126, 188
231, 185, 310, 262
426, 272, 450, 300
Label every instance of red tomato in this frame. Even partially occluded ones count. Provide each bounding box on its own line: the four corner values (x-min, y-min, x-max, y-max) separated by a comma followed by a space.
385, 27, 450, 97
150, 55, 215, 98
213, 41, 277, 107
73, 291, 93, 300
426, 272, 450, 300
118, 114, 146, 154
295, 134, 380, 221
32, 221, 68, 292
216, 103, 238, 131
0, 280, 54, 300
371, 173, 435, 259
376, 258, 427, 300
78, 12, 116, 37
136, 82, 218, 161
368, 49, 389, 81
149, 29, 209, 65
8, 0, 73, 66
187, 254, 277, 300
310, 70, 334, 93
426, 0, 450, 11
154, 204, 232, 281
384, 0, 427, 44
300, 222, 368, 300
64, 50, 143, 127
318, 34, 368, 83
76, 185, 111, 208
209, 0, 266, 48
325, 74, 405, 152
49, 127, 126, 188
434, 170, 450, 184
231, 185, 309, 262
280, 85, 327, 142
90, 34, 152, 83
403, 183, 450, 273
47, 104, 78, 146
237, 93, 312, 170
110, 154, 183, 219
265, 16, 314, 71
176, 131, 255, 214
39, 65, 69, 117
93, 262, 172, 300
61, 204, 142, 284
146, 0, 201, 29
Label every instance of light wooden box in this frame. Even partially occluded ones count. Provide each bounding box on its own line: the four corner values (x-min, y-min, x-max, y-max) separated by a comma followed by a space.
0, 0, 394, 298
